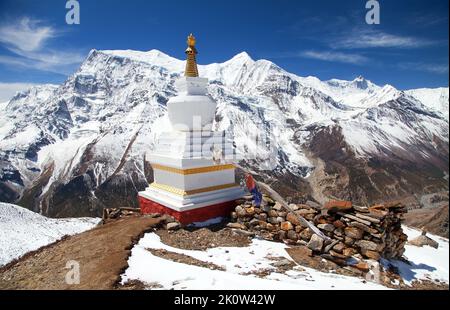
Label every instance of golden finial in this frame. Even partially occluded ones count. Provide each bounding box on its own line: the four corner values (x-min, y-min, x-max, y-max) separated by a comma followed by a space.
187, 33, 196, 47
184, 33, 199, 77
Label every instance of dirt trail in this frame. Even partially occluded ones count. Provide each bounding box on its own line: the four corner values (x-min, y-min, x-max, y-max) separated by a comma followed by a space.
0, 216, 163, 290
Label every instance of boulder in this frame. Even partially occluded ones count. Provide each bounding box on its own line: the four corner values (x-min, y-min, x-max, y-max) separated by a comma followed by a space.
307, 234, 324, 252
286, 212, 301, 226
362, 249, 381, 260
258, 213, 268, 221
235, 206, 246, 217
245, 207, 256, 216
344, 236, 355, 246
343, 247, 357, 257
286, 230, 298, 241
332, 220, 345, 228
268, 210, 278, 217
324, 200, 352, 212
166, 222, 180, 230
299, 228, 313, 241
227, 222, 246, 230
281, 221, 294, 231
266, 223, 276, 231
333, 242, 346, 253
273, 202, 283, 211
408, 232, 439, 249
318, 223, 335, 232
344, 226, 364, 239
355, 240, 380, 252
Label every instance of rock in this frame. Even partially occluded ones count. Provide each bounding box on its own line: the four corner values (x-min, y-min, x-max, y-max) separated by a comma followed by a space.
235, 205, 246, 217
281, 221, 294, 231
249, 218, 260, 226
227, 222, 246, 230
231, 212, 237, 219
268, 210, 278, 217
286, 212, 301, 226
276, 230, 287, 240
334, 227, 344, 237
289, 203, 299, 211
286, 230, 298, 241
266, 223, 276, 231
349, 221, 378, 234
268, 217, 279, 224
273, 202, 283, 211
258, 221, 268, 230
330, 250, 347, 259
332, 220, 345, 228
333, 242, 346, 253
276, 216, 285, 223
166, 222, 180, 230
258, 213, 268, 221
295, 225, 303, 233
343, 247, 357, 257
272, 259, 293, 268
353, 205, 369, 213
162, 215, 176, 223
354, 261, 369, 272
261, 204, 271, 212
245, 207, 256, 216
408, 233, 439, 249
324, 200, 352, 212
362, 249, 381, 260
305, 200, 322, 210
277, 211, 287, 218
355, 240, 380, 252
318, 223, 335, 232
324, 240, 339, 253
299, 228, 313, 241
232, 229, 255, 237
344, 226, 364, 239
344, 236, 355, 246
307, 234, 324, 252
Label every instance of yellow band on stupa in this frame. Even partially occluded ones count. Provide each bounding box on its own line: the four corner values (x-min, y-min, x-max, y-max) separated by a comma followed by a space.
151, 163, 235, 175
150, 182, 238, 196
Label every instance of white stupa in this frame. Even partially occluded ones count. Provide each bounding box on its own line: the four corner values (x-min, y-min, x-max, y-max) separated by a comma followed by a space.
138, 34, 244, 224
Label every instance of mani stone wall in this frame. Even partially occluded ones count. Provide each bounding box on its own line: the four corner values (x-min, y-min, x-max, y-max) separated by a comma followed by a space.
229, 195, 408, 262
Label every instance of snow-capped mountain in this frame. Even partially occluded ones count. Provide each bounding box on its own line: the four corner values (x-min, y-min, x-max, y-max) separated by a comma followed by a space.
0, 49, 448, 217
0, 202, 100, 266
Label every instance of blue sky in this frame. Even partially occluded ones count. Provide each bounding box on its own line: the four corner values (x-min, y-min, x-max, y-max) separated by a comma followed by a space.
0, 0, 448, 100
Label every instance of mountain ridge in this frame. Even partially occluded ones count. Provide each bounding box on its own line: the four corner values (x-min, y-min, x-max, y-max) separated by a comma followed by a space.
0, 49, 448, 217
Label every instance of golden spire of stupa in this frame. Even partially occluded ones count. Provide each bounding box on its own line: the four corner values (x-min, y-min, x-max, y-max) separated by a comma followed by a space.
184, 33, 199, 77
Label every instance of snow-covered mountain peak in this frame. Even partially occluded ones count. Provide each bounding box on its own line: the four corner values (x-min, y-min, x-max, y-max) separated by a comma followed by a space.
0, 48, 448, 216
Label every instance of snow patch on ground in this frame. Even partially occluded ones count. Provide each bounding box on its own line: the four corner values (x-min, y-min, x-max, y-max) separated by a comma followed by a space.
0, 203, 100, 266
122, 232, 387, 290
384, 226, 449, 285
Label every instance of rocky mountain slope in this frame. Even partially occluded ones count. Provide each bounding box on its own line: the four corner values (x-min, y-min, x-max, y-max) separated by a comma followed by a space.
0, 49, 448, 217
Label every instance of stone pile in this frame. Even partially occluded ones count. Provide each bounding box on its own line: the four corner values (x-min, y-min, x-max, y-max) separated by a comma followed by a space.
230, 195, 408, 262
102, 207, 141, 220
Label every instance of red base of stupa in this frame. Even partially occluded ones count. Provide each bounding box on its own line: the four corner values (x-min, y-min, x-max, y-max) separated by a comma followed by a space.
138, 196, 238, 224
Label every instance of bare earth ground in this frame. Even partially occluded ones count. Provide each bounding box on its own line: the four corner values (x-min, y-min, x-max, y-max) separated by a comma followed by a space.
0, 216, 447, 290
0, 216, 163, 289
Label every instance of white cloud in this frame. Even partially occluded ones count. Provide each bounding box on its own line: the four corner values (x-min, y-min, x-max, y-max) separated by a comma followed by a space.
0, 17, 84, 74
300, 50, 369, 65
0, 17, 55, 52
398, 62, 449, 74
0, 82, 39, 102
334, 29, 436, 49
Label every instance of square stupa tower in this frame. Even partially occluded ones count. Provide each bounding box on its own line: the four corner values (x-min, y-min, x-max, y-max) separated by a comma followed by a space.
138, 34, 244, 224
